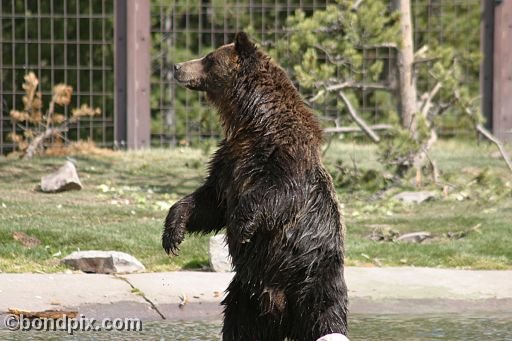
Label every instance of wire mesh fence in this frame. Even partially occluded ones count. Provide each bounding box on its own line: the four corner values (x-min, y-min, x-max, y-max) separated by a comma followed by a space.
0, 0, 115, 154
149, 0, 481, 146
149, 1, 335, 146
0, 0, 482, 153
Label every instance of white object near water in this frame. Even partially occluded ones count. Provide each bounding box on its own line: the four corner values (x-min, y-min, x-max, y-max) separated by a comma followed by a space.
316, 334, 350, 341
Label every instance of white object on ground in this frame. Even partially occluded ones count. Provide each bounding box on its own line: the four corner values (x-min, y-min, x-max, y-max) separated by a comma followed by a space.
316, 333, 350, 341
392, 191, 436, 203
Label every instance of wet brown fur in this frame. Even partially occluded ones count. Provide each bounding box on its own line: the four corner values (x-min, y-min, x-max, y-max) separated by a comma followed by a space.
164, 32, 348, 341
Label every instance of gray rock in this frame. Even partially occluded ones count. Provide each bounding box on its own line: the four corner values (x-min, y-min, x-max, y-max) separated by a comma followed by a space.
40, 161, 82, 193
396, 232, 432, 243
392, 191, 436, 204
208, 234, 232, 272
61, 251, 145, 274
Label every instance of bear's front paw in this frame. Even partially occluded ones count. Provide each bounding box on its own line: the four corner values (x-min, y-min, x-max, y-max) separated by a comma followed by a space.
162, 203, 189, 255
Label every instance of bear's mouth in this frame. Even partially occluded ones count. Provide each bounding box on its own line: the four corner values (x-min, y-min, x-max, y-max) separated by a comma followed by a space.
174, 76, 205, 91
173, 59, 206, 91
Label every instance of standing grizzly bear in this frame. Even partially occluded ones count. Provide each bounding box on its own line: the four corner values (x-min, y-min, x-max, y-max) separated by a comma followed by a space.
163, 32, 348, 341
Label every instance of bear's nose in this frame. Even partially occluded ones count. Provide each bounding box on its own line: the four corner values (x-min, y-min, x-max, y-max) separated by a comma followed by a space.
173, 63, 182, 72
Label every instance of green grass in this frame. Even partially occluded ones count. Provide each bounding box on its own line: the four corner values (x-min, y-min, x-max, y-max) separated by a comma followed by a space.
0, 140, 511, 272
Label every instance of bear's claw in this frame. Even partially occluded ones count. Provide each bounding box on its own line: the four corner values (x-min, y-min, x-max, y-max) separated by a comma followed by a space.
162, 202, 188, 255
162, 227, 184, 255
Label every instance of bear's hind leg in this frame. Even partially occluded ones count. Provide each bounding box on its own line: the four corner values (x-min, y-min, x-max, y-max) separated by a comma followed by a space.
222, 279, 283, 341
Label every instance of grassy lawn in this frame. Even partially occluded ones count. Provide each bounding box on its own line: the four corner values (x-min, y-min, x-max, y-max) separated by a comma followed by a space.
0, 140, 511, 272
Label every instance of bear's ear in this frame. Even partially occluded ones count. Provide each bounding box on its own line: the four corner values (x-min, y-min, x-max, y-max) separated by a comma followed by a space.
234, 32, 256, 59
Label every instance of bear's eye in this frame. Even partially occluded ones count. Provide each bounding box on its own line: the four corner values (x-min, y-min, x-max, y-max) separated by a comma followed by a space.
203, 53, 215, 68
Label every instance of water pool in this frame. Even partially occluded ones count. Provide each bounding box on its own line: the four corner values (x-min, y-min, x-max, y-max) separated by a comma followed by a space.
1, 314, 511, 340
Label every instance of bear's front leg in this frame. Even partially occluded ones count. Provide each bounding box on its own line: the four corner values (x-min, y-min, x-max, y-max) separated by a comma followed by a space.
162, 181, 227, 255
228, 193, 261, 244
162, 196, 193, 255
228, 185, 297, 245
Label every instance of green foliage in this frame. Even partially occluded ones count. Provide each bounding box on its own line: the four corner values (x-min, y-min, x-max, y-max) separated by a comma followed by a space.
279, 0, 482, 176
285, 1, 399, 91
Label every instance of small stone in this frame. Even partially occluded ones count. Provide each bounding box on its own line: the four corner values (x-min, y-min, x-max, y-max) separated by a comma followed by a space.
40, 161, 82, 193
61, 250, 145, 274
392, 191, 436, 204
396, 232, 432, 243
208, 234, 232, 272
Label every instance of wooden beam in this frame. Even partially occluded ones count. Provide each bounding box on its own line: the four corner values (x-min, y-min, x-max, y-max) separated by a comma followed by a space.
493, 0, 512, 142
126, 0, 151, 149
115, 0, 151, 149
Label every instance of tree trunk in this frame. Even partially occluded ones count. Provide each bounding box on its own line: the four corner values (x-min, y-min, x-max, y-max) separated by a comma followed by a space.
392, 0, 418, 133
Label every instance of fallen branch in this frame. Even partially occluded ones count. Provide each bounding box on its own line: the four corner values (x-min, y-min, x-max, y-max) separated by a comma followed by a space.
453, 90, 512, 173
476, 124, 512, 172
337, 91, 381, 143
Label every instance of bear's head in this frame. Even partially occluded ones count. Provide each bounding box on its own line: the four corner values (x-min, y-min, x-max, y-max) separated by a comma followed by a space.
173, 32, 257, 94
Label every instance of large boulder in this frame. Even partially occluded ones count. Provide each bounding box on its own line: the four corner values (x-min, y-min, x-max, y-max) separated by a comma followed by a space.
208, 234, 232, 272
61, 251, 145, 274
40, 160, 82, 193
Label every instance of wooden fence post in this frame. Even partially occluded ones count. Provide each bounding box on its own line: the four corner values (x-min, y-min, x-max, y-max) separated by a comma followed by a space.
493, 0, 512, 142
115, 0, 151, 149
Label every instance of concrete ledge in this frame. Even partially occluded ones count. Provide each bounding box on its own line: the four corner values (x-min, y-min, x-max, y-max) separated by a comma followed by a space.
1, 268, 511, 322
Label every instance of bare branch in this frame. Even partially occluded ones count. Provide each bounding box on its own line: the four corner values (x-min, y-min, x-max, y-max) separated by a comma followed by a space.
309, 90, 326, 103
326, 81, 390, 92
361, 42, 398, 49
419, 81, 442, 117
476, 124, 512, 172
23, 126, 68, 159
309, 80, 392, 103
337, 91, 381, 143
453, 90, 512, 173
324, 124, 393, 134
414, 57, 441, 65
312, 45, 350, 67
413, 128, 438, 186
351, 0, 364, 11
414, 45, 429, 59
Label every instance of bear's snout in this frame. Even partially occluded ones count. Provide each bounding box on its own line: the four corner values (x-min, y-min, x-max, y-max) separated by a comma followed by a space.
173, 58, 206, 91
